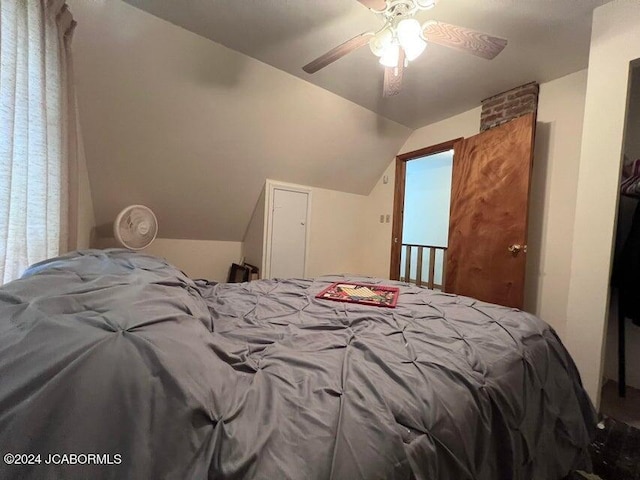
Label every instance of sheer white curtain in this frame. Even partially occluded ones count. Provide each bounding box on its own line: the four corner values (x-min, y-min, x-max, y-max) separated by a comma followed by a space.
0, 0, 78, 284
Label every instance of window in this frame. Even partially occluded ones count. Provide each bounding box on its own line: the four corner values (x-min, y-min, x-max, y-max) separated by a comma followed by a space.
0, 0, 77, 284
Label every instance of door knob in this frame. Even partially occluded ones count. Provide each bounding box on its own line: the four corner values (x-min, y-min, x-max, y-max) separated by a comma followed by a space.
508, 244, 527, 256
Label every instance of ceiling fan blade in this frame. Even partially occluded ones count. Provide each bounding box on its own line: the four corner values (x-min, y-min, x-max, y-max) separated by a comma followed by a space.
383, 50, 405, 97
303, 32, 374, 74
422, 21, 507, 60
356, 0, 387, 10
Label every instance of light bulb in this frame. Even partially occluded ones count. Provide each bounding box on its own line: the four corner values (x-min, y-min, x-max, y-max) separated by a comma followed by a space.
379, 44, 400, 68
397, 18, 422, 40
397, 18, 427, 61
369, 27, 393, 57
403, 37, 427, 61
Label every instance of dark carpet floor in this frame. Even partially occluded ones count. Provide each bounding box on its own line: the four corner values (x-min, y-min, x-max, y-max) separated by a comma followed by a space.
586, 416, 640, 479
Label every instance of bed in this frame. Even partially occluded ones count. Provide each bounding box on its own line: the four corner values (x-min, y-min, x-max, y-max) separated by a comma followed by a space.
0, 250, 596, 480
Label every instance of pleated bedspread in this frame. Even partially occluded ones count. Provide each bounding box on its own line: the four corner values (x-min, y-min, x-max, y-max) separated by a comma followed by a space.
0, 250, 596, 480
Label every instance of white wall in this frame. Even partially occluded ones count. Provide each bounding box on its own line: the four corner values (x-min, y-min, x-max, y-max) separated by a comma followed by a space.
147, 239, 242, 281
93, 237, 242, 282
525, 70, 588, 339
306, 186, 367, 278
145, 239, 242, 281
242, 187, 266, 274
359, 162, 396, 279
564, 1, 640, 405
401, 108, 482, 154
76, 124, 95, 250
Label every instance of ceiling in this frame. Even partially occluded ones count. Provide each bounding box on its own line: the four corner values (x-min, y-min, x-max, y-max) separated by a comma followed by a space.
68, 0, 410, 241
122, 0, 609, 128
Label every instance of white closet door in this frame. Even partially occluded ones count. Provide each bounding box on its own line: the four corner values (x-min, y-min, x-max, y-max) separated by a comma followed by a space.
270, 188, 308, 279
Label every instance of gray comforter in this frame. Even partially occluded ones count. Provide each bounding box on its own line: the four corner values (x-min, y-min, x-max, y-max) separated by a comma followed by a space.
0, 250, 596, 480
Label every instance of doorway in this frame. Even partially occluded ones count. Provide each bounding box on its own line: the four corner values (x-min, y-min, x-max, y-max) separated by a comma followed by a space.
600, 61, 640, 427
391, 114, 536, 308
390, 139, 459, 288
399, 150, 454, 289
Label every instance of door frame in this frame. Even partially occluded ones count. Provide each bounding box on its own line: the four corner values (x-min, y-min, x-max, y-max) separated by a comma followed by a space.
263, 179, 313, 279
389, 138, 462, 280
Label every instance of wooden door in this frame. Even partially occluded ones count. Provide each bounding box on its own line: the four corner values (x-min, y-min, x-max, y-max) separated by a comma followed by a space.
445, 113, 536, 308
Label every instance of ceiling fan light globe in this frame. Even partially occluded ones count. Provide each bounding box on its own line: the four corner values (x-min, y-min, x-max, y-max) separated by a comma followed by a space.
403, 37, 427, 61
416, 0, 437, 9
397, 18, 427, 61
369, 28, 393, 57
379, 44, 400, 67
397, 18, 422, 42
369, 39, 384, 57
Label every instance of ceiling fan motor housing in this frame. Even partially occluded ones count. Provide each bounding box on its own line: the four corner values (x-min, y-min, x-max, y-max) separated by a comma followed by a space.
370, 1, 432, 66
379, 0, 438, 17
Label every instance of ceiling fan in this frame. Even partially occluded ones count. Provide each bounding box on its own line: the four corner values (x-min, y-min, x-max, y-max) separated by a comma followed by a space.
302, 0, 508, 97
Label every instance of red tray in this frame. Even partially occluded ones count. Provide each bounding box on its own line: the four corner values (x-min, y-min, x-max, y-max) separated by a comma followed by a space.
315, 282, 399, 308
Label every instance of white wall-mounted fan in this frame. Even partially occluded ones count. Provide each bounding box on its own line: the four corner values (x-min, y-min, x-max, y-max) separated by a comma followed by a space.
113, 205, 158, 250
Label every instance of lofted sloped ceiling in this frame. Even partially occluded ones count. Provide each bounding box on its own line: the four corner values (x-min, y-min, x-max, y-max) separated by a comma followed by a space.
68, 0, 411, 241
122, 0, 609, 129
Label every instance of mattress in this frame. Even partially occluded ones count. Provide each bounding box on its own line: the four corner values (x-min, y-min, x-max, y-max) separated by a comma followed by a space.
0, 250, 596, 479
